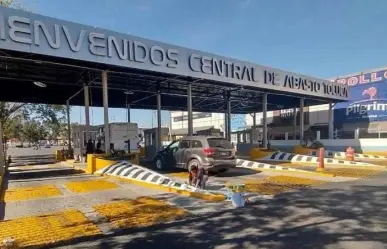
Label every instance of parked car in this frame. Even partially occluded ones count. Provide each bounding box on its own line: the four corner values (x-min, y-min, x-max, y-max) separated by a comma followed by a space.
154, 136, 236, 173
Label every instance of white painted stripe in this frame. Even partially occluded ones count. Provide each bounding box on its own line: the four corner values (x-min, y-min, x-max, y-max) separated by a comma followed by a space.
144, 173, 156, 182
119, 166, 133, 177
136, 171, 149, 181
111, 164, 126, 175
128, 168, 142, 178
236, 159, 312, 173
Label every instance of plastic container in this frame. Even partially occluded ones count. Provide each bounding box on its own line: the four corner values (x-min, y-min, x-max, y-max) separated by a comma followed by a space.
225, 183, 245, 208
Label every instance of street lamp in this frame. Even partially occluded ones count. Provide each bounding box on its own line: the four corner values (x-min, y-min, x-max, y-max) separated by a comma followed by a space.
33, 81, 46, 88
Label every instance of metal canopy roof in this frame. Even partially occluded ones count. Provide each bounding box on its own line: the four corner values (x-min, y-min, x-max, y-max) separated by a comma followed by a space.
0, 7, 349, 114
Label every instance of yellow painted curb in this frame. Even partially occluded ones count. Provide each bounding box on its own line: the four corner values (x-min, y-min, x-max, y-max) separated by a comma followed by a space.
249, 148, 279, 160
250, 160, 336, 177
294, 146, 316, 155
252, 167, 335, 178
104, 174, 225, 202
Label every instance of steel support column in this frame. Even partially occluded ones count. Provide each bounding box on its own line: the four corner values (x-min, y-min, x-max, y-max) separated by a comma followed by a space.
127, 104, 131, 123
299, 98, 305, 145
224, 113, 228, 138
252, 113, 256, 145
127, 103, 131, 153
293, 107, 297, 140
102, 71, 110, 153
66, 100, 71, 152
227, 96, 231, 141
262, 93, 268, 148
187, 83, 193, 136
328, 102, 334, 139
84, 85, 90, 143
157, 91, 162, 151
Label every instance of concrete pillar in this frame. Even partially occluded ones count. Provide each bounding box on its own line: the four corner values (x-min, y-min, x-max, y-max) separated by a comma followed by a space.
299, 98, 305, 145
66, 100, 71, 152
84, 85, 90, 143
157, 91, 162, 151
102, 71, 110, 153
328, 102, 334, 139
187, 83, 193, 136
293, 107, 297, 140
227, 97, 231, 141
262, 93, 268, 148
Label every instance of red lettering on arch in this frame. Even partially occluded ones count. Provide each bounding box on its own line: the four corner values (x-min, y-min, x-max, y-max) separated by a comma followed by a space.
371, 72, 382, 82
336, 79, 346, 84
359, 75, 369, 84
347, 77, 358, 86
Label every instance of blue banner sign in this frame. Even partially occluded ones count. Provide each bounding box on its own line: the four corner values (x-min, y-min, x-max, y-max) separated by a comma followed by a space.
230, 114, 246, 132
334, 69, 387, 123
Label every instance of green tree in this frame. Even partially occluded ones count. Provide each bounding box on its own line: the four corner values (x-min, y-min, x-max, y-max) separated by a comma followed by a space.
22, 121, 47, 144
0, 0, 27, 10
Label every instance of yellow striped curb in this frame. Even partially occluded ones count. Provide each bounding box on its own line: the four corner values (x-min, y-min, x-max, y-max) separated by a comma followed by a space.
105, 174, 225, 202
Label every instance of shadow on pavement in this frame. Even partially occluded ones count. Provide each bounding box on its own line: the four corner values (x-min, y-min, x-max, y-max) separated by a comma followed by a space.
54, 174, 387, 249
8, 169, 85, 180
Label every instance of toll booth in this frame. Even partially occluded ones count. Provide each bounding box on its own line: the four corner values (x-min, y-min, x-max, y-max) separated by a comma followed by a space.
71, 125, 99, 156
144, 127, 170, 160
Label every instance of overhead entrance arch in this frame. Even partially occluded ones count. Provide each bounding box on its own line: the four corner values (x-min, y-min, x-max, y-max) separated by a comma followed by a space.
0, 6, 348, 159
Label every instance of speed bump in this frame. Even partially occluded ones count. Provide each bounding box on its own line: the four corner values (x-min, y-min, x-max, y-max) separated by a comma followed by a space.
65, 179, 119, 193
3, 185, 62, 202
93, 197, 188, 229
0, 209, 101, 248
95, 161, 225, 202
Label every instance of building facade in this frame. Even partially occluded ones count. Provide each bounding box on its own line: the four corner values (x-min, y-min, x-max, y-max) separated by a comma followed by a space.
242, 66, 387, 140
170, 111, 225, 139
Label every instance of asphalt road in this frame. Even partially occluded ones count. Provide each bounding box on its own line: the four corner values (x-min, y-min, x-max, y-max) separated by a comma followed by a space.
53, 173, 387, 249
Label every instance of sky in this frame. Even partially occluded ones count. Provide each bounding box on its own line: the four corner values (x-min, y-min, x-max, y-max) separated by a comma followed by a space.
18, 0, 387, 128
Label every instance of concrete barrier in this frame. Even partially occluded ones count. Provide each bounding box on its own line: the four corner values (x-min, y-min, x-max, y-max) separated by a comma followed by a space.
303, 149, 387, 161
258, 151, 380, 167
95, 161, 225, 201
236, 158, 327, 175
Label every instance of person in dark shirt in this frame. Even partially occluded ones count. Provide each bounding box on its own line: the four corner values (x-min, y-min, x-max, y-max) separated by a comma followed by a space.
86, 139, 94, 155
96, 139, 102, 154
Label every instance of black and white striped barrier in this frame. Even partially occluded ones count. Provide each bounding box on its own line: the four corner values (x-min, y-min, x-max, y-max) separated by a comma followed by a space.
236, 159, 312, 173
309, 150, 387, 160
95, 161, 217, 195
263, 152, 377, 167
